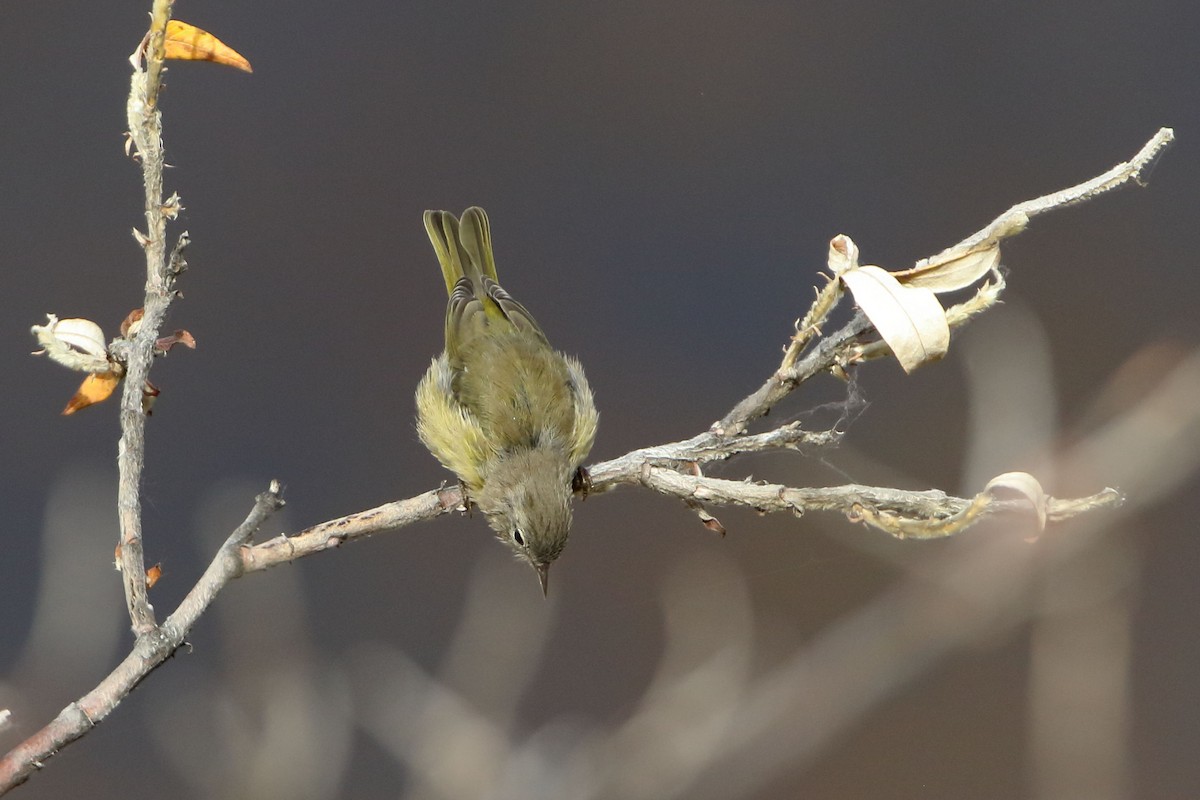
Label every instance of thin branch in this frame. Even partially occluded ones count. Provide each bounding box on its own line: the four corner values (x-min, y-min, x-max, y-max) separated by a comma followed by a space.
716, 128, 1175, 438
714, 313, 873, 437
143, 0, 174, 109
922, 127, 1175, 264
241, 487, 461, 574
0, 484, 283, 793
635, 470, 1101, 522
115, 0, 179, 634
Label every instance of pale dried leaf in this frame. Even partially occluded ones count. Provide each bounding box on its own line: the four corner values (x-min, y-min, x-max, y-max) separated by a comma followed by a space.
911, 212, 1028, 274
894, 242, 1001, 292
827, 234, 859, 275
984, 471, 1048, 530
31, 315, 113, 372
840, 266, 949, 372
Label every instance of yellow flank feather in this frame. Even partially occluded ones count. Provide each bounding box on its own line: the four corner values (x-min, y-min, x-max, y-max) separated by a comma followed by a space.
415, 356, 492, 491
564, 355, 598, 465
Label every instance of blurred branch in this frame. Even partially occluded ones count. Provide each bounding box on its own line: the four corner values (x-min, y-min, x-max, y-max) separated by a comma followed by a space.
0, 97, 1173, 797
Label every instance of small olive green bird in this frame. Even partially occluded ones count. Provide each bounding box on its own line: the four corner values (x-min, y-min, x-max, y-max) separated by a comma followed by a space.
416, 207, 598, 594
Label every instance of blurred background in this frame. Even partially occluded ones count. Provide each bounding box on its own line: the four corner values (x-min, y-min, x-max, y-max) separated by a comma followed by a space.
2, 2, 1198, 797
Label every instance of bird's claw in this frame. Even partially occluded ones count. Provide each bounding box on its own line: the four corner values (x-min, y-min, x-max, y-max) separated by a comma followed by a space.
572, 466, 593, 499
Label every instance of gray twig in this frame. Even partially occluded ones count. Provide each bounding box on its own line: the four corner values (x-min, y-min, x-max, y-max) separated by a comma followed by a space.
114, 0, 180, 635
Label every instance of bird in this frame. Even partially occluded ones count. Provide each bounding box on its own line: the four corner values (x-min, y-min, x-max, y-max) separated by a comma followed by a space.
415, 207, 598, 594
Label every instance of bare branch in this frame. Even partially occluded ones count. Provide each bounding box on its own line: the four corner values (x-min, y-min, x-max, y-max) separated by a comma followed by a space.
714, 313, 873, 437
161, 482, 286, 630
142, 0, 174, 109
632, 469, 1120, 531
0, 483, 283, 793
240, 486, 460, 574
115, 0, 181, 634
923, 127, 1175, 263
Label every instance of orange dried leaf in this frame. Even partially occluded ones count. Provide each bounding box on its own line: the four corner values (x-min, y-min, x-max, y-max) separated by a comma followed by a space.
63, 372, 121, 415
165, 20, 253, 73
146, 563, 164, 589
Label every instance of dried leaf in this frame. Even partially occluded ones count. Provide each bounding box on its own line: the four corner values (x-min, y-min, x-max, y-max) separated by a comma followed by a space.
63, 372, 122, 415
156, 330, 197, 353
120, 308, 145, 338
827, 234, 860, 275
31, 315, 112, 372
162, 193, 184, 220
685, 498, 726, 536
893, 241, 1001, 293
840, 265, 949, 372
164, 20, 253, 73
984, 471, 1048, 530
146, 563, 163, 589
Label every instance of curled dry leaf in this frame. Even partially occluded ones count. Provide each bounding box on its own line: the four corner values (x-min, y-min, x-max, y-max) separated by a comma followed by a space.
63, 372, 122, 415
120, 308, 145, 339
685, 498, 727, 536
31, 315, 113, 372
892, 241, 1001, 293
156, 330, 197, 354
984, 471, 1048, 530
701, 514, 727, 535
827, 234, 860, 275
162, 192, 184, 220
840, 266, 950, 373
146, 563, 163, 589
164, 20, 253, 73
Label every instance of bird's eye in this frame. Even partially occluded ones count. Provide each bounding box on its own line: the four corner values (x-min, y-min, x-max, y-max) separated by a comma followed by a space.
512, 529, 525, 546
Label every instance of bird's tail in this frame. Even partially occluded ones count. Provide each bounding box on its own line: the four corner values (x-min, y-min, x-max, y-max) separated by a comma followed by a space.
423, 207, 499, 297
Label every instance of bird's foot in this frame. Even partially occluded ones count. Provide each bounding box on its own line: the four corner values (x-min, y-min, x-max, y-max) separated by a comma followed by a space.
572, 466, 592, 499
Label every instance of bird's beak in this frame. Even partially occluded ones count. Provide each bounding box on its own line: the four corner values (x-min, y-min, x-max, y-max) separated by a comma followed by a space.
535, 562, 550, 597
